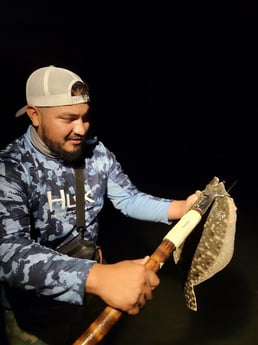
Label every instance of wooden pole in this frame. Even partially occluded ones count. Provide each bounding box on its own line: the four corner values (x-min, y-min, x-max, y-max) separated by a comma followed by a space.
73, 239, 176, 345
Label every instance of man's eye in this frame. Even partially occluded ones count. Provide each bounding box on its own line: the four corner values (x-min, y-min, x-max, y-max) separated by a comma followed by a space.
61, 117, 74, 122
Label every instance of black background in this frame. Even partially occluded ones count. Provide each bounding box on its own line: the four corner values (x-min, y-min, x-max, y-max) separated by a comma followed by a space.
1, 1, 257, 344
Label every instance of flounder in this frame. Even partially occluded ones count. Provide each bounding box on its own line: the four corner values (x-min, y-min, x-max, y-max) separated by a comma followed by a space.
173, 177, 237, 311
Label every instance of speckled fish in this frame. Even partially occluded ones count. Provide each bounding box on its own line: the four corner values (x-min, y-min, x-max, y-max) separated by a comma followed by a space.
173, 178, 237, 311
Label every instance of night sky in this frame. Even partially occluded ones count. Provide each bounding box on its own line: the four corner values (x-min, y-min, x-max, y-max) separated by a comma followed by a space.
1, 2, 257, 228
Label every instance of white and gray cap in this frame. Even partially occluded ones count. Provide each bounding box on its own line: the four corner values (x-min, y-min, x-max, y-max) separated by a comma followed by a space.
15, 65, 90, 117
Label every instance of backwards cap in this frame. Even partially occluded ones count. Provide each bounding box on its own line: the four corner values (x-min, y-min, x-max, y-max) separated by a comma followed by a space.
15, 65, 90, 117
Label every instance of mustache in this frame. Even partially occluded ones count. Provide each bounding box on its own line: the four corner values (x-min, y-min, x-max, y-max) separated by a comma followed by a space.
67, 135, 85, 140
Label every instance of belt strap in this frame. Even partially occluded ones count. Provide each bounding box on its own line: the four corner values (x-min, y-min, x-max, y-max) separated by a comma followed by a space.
74, 166, 86, 239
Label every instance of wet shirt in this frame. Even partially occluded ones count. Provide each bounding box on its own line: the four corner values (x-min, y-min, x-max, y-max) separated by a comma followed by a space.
0, 126, 172, 305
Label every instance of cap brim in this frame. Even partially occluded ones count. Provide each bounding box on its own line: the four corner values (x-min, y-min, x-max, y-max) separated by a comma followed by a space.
15, 106, 27, 117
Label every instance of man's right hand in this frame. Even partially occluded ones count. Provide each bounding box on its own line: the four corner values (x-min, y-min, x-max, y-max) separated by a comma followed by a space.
85, 257, 160, 315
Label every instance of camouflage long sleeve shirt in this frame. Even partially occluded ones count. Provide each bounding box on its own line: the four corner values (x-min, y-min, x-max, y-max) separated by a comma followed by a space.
0, 125, 172, 306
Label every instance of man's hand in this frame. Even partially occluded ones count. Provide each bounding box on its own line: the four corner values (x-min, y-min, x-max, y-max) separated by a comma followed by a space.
86, 257, 160, 315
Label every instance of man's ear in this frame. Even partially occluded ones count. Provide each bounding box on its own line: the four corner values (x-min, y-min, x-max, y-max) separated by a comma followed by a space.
26, 106, 40, 126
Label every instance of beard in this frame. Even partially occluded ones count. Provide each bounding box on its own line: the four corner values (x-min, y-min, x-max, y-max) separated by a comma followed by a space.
43, 135, 86, 164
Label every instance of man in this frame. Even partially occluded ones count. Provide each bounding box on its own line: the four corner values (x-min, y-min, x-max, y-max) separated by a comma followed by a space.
0, 65, 197, 344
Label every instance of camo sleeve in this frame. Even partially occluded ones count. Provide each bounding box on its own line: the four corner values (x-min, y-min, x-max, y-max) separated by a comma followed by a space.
104, 147, 173, 224
0, 159, 94, 306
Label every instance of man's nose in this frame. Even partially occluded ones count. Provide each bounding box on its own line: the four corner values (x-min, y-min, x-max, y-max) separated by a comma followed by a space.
73, 119, 88, 136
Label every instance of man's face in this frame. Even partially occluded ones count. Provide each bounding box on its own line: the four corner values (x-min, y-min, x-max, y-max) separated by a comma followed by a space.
31, 103, 91, 162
